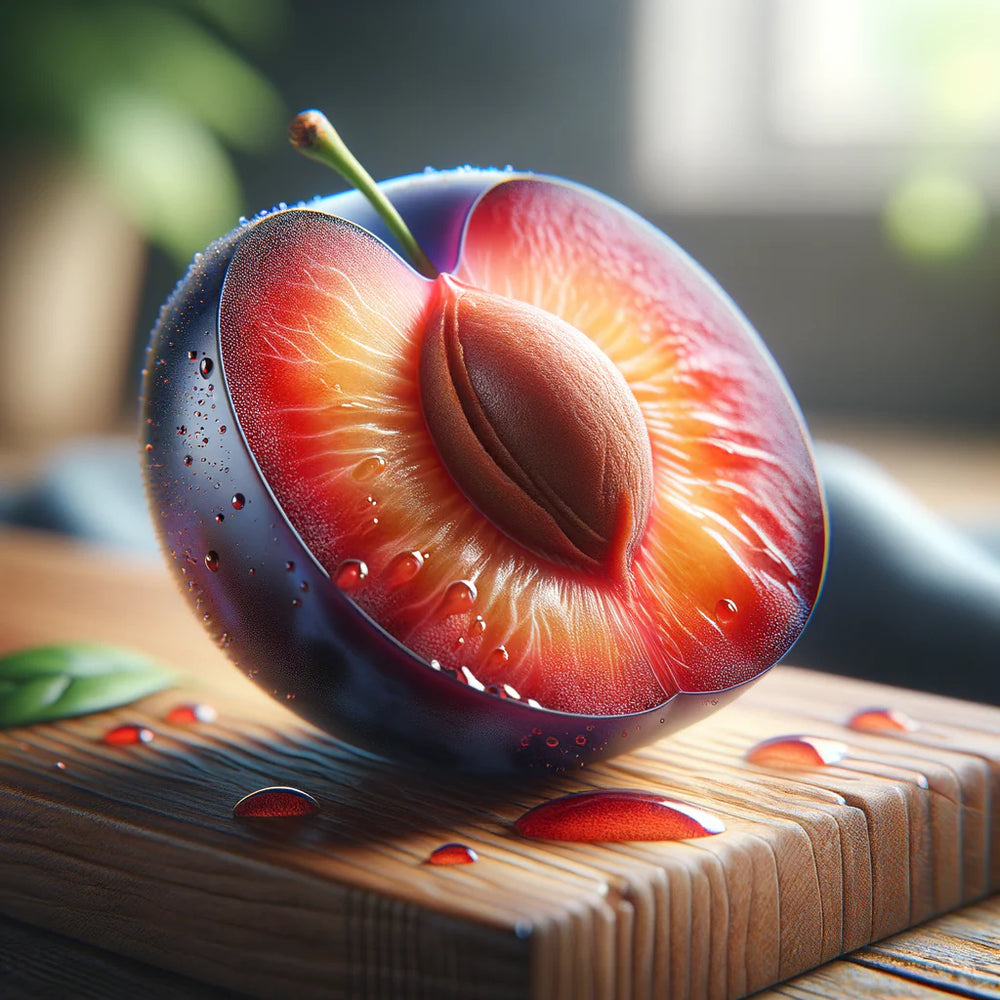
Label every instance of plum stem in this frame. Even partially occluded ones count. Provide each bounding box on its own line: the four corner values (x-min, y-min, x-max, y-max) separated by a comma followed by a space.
289, 109, 439, 279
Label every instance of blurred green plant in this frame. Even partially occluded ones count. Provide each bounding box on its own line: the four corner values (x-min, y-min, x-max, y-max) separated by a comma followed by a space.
0, 0, 286, 265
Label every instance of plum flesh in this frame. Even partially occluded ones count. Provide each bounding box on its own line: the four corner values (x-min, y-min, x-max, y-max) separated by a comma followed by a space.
141, 169, 825, 774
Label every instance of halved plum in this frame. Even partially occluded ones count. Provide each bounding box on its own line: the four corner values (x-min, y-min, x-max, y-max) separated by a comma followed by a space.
141, 155, 825, 773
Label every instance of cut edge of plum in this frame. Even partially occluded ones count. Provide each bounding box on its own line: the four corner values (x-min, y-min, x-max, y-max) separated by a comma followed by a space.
216, 198, 823, 722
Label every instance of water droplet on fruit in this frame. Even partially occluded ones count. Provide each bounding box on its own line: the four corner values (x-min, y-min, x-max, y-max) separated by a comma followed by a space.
745, 735, 848, 768
846, 707, 917, 733
285, 560, 295, 572
545, 736, 559, 748
199, 358, 213, 378
335, 559, 368, 591
55, 761, 66, 770
575, 735, 587, 746
187, 350, 198, 361
469, 615, 486, 636
205, 551, 220, 572
232, 786, 319, 819
437, 580, 477, 619
515, 790, 725, 842
385, 550, 423, 588
215, 513, 224, 523
144, 443, 153, 452
183, 455, 193, 467
231, 493, 245, 510
503, 683, 521, 699
460, 666, 485, 690
715, 598, 738, 625
219, 425, 226, 434
102, 724, 154, 746
166, 703, 217, 725
352, 455, 386, 481
427, 843, 478, 865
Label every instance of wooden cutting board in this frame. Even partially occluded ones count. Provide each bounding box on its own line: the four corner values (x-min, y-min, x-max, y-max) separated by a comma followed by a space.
0, 528, 997, 999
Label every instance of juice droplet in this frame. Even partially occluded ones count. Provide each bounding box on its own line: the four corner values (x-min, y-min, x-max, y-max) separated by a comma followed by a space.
515, 790, 725, 842
199, 357, 213, 378
102, 724, 154, 746
352, 455, 386, 481
205, 550, 220, 572
166, 703, 218, 725
745, 735, 848, 768
437, 580, 477, 619
335, 559, 368, 591
846, 707, 917, 733
485, 645, 510, 670
183, 455, 193, 467
231, 493, 245, 510
384, 550, 424, 588
715, 598, 738, 625
232, 786, 319, 819
427, 843, 478, 865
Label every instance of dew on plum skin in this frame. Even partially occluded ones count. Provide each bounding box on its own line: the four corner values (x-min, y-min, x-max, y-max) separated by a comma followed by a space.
199, 358, 213, 377
205, 550, 220, 572
187, 350, 198, 361
102, 724, 154, 746
575, 735, 587, 746
437, 580, 477, 620
745, 735, 848, 768
715, 598, 738, 625
166, 702, 218, 725
514, 790, 725, 842
231, 493, 245, 510
232, 786, 319, 819
285, 560, 295, 572
335, 559, 368, 591
545, 736, 559, 748
352, 455, 386, 481
384, 550, 424, 588
427, 843, 478, 865
846, 707, 917, 733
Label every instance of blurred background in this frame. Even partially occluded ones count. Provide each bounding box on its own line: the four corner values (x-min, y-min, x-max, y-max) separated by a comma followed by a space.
0, 0, 997, 545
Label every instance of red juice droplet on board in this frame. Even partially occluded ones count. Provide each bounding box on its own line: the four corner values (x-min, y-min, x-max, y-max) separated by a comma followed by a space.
427, 843, 479, 865
745, 735, 848, 768
102, 724, 154, 746
335, 559, 368, 591
846, 707, 917, 733
166, 703, 218, 725
514, 789, 725, 842
232, 786, 320, 819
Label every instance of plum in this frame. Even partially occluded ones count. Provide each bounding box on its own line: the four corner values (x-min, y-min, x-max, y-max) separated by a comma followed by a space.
140, 111, 826, 774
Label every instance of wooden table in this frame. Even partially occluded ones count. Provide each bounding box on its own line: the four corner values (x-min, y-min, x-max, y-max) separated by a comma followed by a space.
0, 527, 997, 999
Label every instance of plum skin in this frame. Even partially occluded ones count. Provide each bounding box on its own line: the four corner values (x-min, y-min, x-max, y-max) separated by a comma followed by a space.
141, 169, 811, 775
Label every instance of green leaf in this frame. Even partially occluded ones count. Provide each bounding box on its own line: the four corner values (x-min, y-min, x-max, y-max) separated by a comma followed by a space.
0, 644, 174, 729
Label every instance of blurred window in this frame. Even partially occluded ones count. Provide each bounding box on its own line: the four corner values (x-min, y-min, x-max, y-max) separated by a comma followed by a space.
633, 0, 1000, 211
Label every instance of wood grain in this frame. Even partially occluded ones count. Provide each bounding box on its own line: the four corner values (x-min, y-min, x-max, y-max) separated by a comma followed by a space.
0, 528, 997, 999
